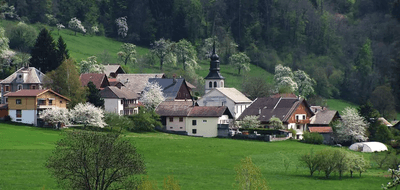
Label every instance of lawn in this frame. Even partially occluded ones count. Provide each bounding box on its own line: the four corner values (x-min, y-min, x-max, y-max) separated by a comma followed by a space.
327, 99, 358, 114
0, 123, 390, 190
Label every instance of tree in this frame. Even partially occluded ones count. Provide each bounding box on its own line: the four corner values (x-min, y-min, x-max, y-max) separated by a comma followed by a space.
115, 16, 128, 38
104, 113, 132, 133
79, 56, 105, 74
334, 149, 349, 179
358, 101, 380, 123
293, 70, 316, 98
39, 107, 71, 126
7, 22, 37, 52
56, 23, 65, 35
348, 153, 369, 178
151, 38, 175, 70
71, 102, 106, 128
163, 175, 181, 190
274, 64, 298, 94
87, 81, 104, 108
382, 166, 400, 189
141, 81, 165, 110
175, 39, 197, 70
317, 149, 337, 179
240, 115, 260, 129
45, 59, 86, 108
234, 157, 268, 190
68, 17, 86, 35
56, 36, 69, 65
30, 28, 58, 73
118, 43, 137, 65
335, 107, 368, 143
127, 108, 162, 132
242, 75, 273, 100
229, 52, 251, 75
46, 131, 145, 190
269, 117, 283, 129
299, 149, 321, 176
370, 85, 396, 119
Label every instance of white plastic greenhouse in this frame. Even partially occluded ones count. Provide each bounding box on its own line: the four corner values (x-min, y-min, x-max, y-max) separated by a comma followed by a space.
349, 142, 388, 152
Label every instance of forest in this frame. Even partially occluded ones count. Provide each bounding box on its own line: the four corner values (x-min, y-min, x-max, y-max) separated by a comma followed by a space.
1, 0, 400, 118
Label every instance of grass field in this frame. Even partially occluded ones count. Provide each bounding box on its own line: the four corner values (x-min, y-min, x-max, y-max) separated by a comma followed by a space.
326, 99, 358, 114
0, 123, 390, 190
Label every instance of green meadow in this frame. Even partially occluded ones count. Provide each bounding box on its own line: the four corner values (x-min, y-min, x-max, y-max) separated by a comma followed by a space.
0, 123, 390, 190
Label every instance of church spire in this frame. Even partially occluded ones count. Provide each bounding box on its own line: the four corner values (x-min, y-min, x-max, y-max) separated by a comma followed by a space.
205, 41, 224, 80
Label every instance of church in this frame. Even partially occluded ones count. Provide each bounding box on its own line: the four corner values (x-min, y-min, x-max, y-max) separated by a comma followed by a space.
197, 45, 252, 119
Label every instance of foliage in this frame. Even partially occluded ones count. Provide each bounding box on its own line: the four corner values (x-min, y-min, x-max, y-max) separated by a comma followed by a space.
115, 17, 128, 38
240, 115, 260, 129
68, 17, 86, 35
56, 24, 65, 35
371, 152, 391, 169
175, 39, 198, 70
39, 107, 71, 126
87, 81, 104, 108
151, 38, 176, 70
374, 124, 394, 144
78, 56, 105, 74
299, 149, 321, 176
7, 22, 37, 52
127, 108, 161, 132
118, 43, 137, 65
163, 175, 181, 190
241, 75, 273, 100
56, 36, 69, 65
234, 157, 268, 190
382, 165, 400, 189
317, 149, 339, 179
334, 107, 368, 143
293, 70, 316, 98
104, 113, 132, 133
29, 28, 58, 73
46, 131, 145, 190
138, 176, 159, 190
348, 154, 369, 178
141, 81, 165, 110
358, 101, 380, 123
269, 117, 283, 130
45, 59, 86, 108
370, 85, 396, 119
229, 52, 251, 75
303, 132, 324, 145
71, 102, 106, 128
274, 64, 298, 94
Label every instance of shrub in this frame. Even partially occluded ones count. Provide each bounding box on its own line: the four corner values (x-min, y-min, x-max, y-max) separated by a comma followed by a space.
4, 115, 11, 122
303, 132, 324, 144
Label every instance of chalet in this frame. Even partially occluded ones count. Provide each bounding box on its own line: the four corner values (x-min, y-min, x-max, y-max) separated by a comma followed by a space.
100, 86, 140, 115
116, 73, 165, 95
0, 67, 46, 104
5, 89, 70, 126
156, 101, 233, 137
238, 96, 314, 139
80, 73, 110, 90
309, 107, 340, 144
103, 64, 125, 78
147, 77, 193, 101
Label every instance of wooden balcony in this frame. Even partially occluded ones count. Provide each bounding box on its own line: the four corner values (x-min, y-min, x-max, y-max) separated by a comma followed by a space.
296, 118, 310, 124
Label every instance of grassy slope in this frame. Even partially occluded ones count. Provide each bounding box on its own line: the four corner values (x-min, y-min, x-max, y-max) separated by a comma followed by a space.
0, 123, 390, 190
327, 99, 358, 114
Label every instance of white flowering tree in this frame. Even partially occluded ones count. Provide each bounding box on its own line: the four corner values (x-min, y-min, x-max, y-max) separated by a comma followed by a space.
0, 27, 15, 66
115, 16, 128, 38
151, 38, 176, 70
175, 39, 198, 70
240, 115, 261, 129
68, 17, 86, 35
274, 64, 315, 97
293, 70, 316, 97
78, 56, 105, 74
117, 43, 136, 65
383, 166, 400, 189
40, 107, 71, 126
335, 107, 368, 143
201, 36, 219, 59
56, 23, 65, 35
141, 81, 165, 110
91, 25, 99, 35
229, 52, 251, 75
71, 102, 106, 128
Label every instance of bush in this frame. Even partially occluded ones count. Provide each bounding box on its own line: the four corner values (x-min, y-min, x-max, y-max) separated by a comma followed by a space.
303, 132, 324, 144
127, 108, 161, 132
4, 115, 11, 122
7, 22, 38, 52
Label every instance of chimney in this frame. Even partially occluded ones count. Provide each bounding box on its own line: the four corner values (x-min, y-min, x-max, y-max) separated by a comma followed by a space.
172, 74, 177, 84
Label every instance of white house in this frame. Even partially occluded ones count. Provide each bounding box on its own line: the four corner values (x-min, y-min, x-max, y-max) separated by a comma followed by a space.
100, 86, 140, 115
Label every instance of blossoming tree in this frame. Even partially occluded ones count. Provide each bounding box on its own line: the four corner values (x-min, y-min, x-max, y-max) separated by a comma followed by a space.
115, 16, 128, 38
68, 17, 86, 35
40, 107, 71, 126
141, 81, 165, 110
274, 64, 315, 97
335, 107, 368, 143
71, 102, 106, 128
78, 56, 104, 74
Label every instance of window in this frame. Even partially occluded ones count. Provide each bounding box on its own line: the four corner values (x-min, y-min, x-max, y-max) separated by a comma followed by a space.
297, 125, 300, 129
169, 117, 174, 122
38, 99, 46, 105
170, 127, 173, 129
209, 81, 212, 88
192, 129, 197, 134
60, 100, 62, 104
214, 81, 217, 87
221, 81, 223, 87
16, 110, 21, 118
303, 115, 306, 120
5, 97, 8, 103
31, 85, 36, 89
192, 120, 197, 126
295, 115, 299, 120
179, 117, 183, 122
16, 99, 21, 104
203, 120, 207, 123
5, 85, 9, 92
18, 74, 22, 79
18, 84, 22, 90
180, 127, 183, 129
49, 100, 53, 105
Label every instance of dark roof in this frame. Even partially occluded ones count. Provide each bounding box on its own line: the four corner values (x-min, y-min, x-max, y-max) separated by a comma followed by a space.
204, 45, 224, 80
148, 78, 188, 101
0, 67, 45, 84
155, 101, 194, 117
5, 89, 70, 101
188, 106, 233, 118
100, 86, 139, 99
310, 109, 339, 125
309, 127, 333, 133
238, 96, 313, 122
80, 73, 109, 89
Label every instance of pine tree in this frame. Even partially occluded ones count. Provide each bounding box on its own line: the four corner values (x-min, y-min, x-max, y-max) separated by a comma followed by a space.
87, 81, 104, 108
30, 28, 58, 73
57, 36, 69, 65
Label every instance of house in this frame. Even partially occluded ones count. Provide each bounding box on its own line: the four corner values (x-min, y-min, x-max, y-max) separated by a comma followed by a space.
377, 117, 393, 127
147, 77, 193, 101
197, 88, 252, 119
103, 64, 125, 78
309, 107, 340, 144
5, 89, 70, 126
156, 101, 233, 137
108, 78, 125, 89
197, 45, 251, 119
237, 95, 314, 139
116, 73, 165, 95
80, 73, 110, 90
100, 86, 140, 115
0, 66, 46, 104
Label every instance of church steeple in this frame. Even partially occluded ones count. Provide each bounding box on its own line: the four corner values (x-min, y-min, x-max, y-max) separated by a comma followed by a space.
204, 42, 224, 93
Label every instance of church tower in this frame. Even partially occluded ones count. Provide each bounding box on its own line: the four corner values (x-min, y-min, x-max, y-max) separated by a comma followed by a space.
204, 42, 224, 94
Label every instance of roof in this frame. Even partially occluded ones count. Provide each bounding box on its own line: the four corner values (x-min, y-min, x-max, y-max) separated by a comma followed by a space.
0, 104, 7, 109
108, 78, 124, 87
116, 73, 165, 95
377, 117, 393, 127
100, 86, 139, 99
0, 67, 45, 84
5, 89, 70, 101
238, 96, 313, 122
310, 109, 338, 125
309, 127, 333, 133
211, 88, 252, 103
80, 73, 109, 89
188, 106, 232, 117
148, 78, 189, 101
349, 142, 388, 152
103, 65, 125, 77
186, 81, 196, 89
155, 101, 233, 118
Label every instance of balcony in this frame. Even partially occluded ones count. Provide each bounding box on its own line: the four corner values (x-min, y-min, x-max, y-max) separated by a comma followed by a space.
296, 118, 310, 124
37, 100, 55, 109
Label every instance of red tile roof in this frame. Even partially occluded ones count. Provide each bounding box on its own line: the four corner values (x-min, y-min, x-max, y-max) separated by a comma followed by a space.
80, 73, 109, 89
5, 89, 70, 101
309, 127, 333, 133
